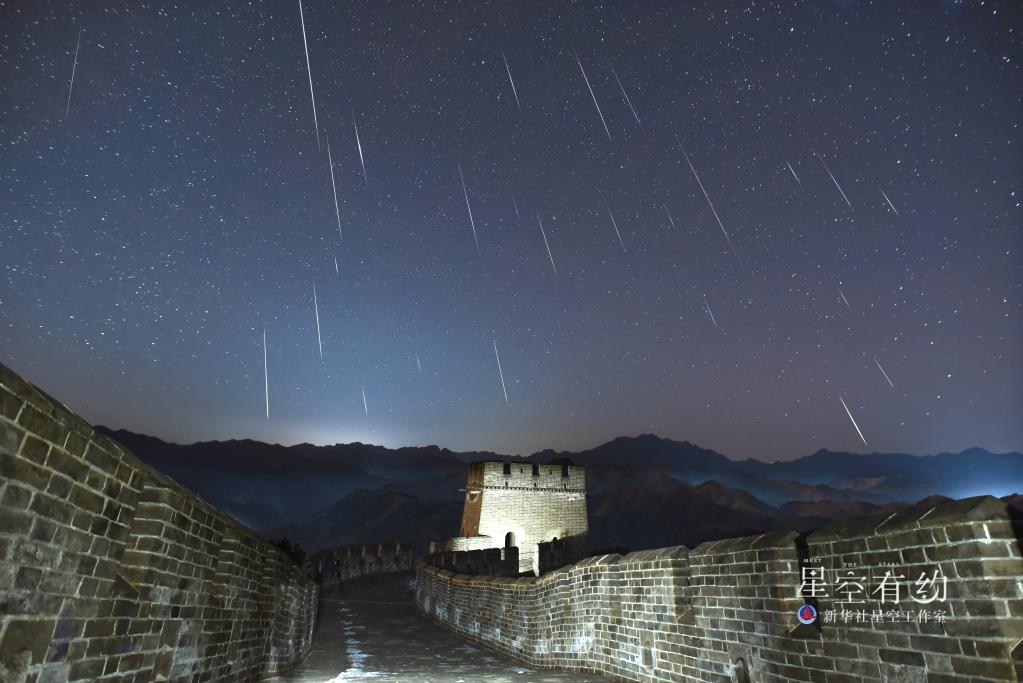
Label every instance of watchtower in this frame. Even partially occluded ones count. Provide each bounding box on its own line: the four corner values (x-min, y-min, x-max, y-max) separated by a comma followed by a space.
453, 459, 587, 574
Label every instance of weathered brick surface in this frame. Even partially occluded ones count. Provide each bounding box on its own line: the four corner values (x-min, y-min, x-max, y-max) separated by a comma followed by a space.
445, 461, 589, 574
418, 499, 1023, 682
0, 361, 317, 682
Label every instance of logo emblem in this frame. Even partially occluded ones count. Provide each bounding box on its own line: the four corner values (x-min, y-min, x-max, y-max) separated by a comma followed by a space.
797, 603, 817, 624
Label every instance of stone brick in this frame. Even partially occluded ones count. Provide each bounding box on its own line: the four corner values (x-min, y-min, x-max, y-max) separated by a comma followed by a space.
1, 452, 52, 491
0, 618, 57, 665
19, 435, 51, 466
417, 491, 1021, 683
0, 360, 319, 682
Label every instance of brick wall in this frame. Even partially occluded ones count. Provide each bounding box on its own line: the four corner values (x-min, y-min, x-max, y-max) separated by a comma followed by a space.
425, 546, 520, 577
417, 496, 1023, 682
311, 542, 413, 587
0, 361, 318, 683
448, 460, 588, 574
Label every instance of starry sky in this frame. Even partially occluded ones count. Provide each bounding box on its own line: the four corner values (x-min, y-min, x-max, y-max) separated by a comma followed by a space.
1, 1, 1020, 461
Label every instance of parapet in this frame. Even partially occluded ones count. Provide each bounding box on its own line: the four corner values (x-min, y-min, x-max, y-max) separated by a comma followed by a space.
0, 360, 319, 680
417, 494, 1023, 683
469, 459, 586, 491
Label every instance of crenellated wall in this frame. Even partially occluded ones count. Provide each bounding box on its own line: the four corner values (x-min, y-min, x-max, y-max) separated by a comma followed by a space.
417, 496, 1023, 682
0, 361, 318, 682
311, 542, 414, 588
425, 546, 521, 577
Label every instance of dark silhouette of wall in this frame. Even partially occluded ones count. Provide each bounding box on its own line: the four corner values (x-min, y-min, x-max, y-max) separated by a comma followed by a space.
312, 542, 413, 587
0, 361, 317, 682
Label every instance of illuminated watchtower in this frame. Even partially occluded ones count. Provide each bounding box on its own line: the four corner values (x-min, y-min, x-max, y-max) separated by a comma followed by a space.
453, 459, 588, 574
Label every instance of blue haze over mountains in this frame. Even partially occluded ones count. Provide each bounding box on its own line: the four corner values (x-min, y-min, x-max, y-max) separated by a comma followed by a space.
99, 429, 1023, 554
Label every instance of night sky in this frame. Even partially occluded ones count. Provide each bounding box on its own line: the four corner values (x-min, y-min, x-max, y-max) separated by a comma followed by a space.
1, 1, 1020, 461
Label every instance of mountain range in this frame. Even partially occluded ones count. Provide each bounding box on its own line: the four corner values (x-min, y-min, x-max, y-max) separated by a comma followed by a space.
98, 428, 1023, 555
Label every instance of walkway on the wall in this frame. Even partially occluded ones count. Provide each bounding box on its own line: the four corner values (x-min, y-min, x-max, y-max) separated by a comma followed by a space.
274, 573, 611, 683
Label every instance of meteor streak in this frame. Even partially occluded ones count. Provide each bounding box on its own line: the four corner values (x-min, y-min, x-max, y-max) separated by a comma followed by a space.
262, 327, 269, 419
676, 136, 740, 262
704, 295, 720, 330
880, 187, 899, 216
537, 214, 557, 275
353, 111, 367, 186
837, 286, 851, 309
326, 133, 342, 240
64, 24, 82, 123
663, 204, 677, 230
313, 283, 323, 359
458, 165, 480, 253
785, 160, 801, 186
493, 337, 508, 402
817, 154, 852, 208
875, 358, 895, 388
298, 0, 319, 149
573, 50, 612, 142
502, 53, 521, 111
611, 68, 640, 123
838, 395, 868, 446
362, 386, 368, 415
415, 353, 422, 373
605, 204, 626, 252
334, 256, 339, 275
510, 190, 520, 219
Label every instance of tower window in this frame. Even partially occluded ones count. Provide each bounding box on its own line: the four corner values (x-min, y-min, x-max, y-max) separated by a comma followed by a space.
532, 463, 540, 476
561, 463, 569, 478
503, 463, 511, 475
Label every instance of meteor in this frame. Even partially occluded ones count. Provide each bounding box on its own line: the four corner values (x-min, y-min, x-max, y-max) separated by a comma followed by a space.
785, 160, 801, 186
605, 203, 626, 252
64, 24, 82, 123
537, 214, 557, 275
573, 50, 612, 142
353, 111, 367, 186
415, 353, 422, 374
458, 164, 480, 253
880, 187, 899, 216
313, 283, 323, 360
704, 295, 720, 331
663, 204, 677, 230
611, 68, 640, 123
298, 0, 319, 148
875, 358, 895, 389
326, 133, 342, 240
502, 53, 521, 111
493, 337, 509, 402
362, 386, 368, 415
817, 154, 852, 208
676, 136, 740, 263
837, 286, 851, 309
838, 395, 868, 447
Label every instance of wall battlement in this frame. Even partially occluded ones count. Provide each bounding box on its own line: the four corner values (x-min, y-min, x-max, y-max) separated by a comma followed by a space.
311, 542, 413, 587
467, 460, 587, 491
0, 361, 318, 682
417, 495, 1023, 682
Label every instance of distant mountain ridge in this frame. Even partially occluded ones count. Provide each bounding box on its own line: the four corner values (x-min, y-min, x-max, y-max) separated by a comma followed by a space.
97, 427, 1022, 553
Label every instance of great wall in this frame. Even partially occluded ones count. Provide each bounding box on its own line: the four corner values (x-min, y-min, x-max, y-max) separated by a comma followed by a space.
418, 494, 1023, 682
2, 356, 1021, 682
0, 361, 408, 682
